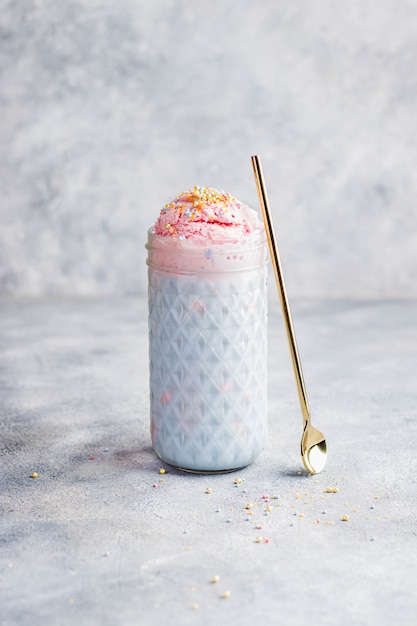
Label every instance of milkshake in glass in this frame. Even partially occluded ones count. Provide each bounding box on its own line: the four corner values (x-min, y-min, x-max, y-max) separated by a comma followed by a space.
146, 186, 268, 472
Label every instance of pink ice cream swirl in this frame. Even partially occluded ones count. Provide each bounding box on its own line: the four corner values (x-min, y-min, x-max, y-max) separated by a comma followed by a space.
153, 186, 262, 242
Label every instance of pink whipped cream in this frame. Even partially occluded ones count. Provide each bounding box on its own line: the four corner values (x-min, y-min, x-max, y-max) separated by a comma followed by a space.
153, 186, 262, 242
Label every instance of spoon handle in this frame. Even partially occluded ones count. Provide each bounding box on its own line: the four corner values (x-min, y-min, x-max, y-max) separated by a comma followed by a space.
251, 155, 311, 424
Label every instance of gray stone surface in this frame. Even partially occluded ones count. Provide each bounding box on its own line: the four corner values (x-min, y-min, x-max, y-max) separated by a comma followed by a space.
1, 296, 416, 625
1, 0, 417, 298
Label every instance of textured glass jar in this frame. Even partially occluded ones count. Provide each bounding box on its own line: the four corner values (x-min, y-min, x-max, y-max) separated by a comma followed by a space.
146, 228, 268, 473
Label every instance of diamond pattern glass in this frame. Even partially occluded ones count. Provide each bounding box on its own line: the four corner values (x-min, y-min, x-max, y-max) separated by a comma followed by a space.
148, 267, 267, 472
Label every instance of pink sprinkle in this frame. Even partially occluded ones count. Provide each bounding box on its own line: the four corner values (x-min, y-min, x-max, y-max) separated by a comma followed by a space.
153, 483, 158, 488
315, 519, 321, 524
160, 392, 172, 405
265, 538, 270, 543
255, 524, 263, 530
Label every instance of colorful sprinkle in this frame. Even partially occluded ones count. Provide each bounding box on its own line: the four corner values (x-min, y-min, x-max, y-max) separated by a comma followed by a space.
30, 472, 38, 479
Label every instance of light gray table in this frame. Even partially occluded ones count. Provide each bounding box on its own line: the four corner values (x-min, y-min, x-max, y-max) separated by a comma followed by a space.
1, 296, 416, 626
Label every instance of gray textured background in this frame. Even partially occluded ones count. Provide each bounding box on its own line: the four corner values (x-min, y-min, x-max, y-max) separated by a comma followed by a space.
1, 0, 416, 298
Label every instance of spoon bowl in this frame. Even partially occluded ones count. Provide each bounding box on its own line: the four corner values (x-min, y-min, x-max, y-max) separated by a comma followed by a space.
301, 424, 327, 474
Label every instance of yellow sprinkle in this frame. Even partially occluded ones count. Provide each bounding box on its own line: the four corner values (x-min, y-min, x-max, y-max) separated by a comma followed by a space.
324, 487, 339, 493
325, 521, 334, 525
211, 575, 220, 583
68, 599, 75, 605
255, 536, 263, 543
165, 223, 171, 229
221, 591, 231, 599
265, 506, 272, 512
375, 495, 380, 499
245, 503, 253, 510
205, 487, 212, 494
342, 515, 350, 522
192, 603, 199, 610
30, 472, 38, 479
159, 468, 166, 474
234, 478, 243, 484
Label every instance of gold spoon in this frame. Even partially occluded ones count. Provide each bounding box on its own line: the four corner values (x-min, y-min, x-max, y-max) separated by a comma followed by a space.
251, 155, 327, 474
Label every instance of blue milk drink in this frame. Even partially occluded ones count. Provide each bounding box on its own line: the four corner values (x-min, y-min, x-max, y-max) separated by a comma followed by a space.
146, 186, 268, 473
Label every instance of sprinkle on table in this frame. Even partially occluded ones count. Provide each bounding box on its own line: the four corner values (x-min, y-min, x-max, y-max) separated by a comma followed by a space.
30, 472, 38, 479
